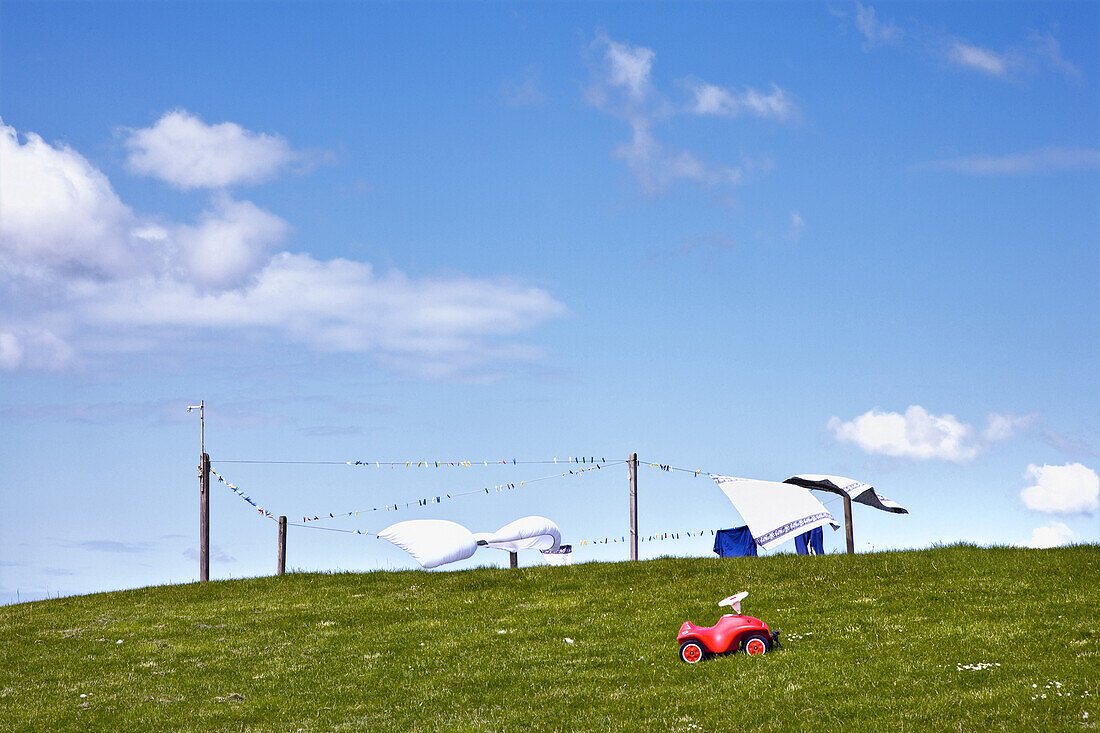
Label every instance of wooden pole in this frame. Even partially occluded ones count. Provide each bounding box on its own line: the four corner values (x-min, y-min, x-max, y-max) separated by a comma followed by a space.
509, 551, 518, 569
785, 478, 856, 556
277, 516, 287, 575
628, 452, 638, 561
842, 494, 855, 554
199, 452, 210, 582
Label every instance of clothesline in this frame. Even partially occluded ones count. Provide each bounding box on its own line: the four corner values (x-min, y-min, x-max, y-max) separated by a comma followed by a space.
211, 462, 624, 527
213, 456, 610, 467
210, 468, 279, 522
300, 462, 623, 523
643, 461, 713, 476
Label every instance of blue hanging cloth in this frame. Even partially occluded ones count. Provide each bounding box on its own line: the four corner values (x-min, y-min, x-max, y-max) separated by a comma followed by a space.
795, 526, 825, 555
713, 526, 758, 557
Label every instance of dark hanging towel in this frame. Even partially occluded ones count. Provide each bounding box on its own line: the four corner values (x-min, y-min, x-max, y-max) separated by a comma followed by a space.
795, 526, 825, 555
713, 526, 758, 557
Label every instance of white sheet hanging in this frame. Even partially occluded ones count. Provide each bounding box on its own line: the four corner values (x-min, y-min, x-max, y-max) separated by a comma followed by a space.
711, 475, 839, 552
783, 474, 908, 514
378, 519, 478, 569
474, 515, 561, 553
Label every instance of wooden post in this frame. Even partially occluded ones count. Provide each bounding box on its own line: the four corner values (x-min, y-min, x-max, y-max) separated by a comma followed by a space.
842, 494, 855, 555
628, 452, 638, 561
509, 551, 518, 569
277, 516, 287, 575
199, 452, 210, 582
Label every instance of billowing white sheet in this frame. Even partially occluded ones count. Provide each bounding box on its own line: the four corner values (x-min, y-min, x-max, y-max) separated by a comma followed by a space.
711, 475, 839, 552
378, 519, 478, 569
783, 474, 908, 514
474, 515, 561, 553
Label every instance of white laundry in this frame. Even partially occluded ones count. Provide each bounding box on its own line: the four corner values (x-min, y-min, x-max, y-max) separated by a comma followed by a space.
784, 474, 908, 514
711, 475, 839, 551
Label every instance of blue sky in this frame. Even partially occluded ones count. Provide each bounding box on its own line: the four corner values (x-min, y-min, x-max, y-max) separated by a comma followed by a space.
1, 2, 1097, 604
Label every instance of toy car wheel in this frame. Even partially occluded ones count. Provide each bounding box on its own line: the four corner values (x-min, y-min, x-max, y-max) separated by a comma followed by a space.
743, 634, 770, 657
679, 640, 706, 664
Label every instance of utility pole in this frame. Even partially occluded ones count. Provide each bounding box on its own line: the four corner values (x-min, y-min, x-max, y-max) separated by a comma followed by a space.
199, 451, 210, 580
188, 401, 210, 581
628, 452, 638, 561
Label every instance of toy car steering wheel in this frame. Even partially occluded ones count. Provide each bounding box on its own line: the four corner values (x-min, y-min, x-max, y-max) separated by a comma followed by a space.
718, 591, 748, 614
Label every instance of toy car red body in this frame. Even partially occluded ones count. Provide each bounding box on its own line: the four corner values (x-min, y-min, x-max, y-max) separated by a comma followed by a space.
677, 592, 781, 663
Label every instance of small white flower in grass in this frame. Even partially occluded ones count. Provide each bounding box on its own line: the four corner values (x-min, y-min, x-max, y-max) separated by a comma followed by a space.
116, 639, 123, 644
80, 694, 87, 698
564, 638, 574, 644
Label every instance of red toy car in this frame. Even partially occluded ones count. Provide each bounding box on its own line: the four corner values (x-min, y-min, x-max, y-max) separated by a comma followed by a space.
677, 592, 781, 663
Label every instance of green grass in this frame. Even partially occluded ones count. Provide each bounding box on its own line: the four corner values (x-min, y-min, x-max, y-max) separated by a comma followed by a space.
1, 545, 1097, 731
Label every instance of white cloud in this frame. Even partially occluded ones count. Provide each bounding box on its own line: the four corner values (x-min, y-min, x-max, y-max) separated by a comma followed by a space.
79, 253, 565, 355
1020, 463, 1099, 515
854, 2, 900, 49
1, 119, 288, 291
124, 109, 299, 189
836, 9, 1080, 83
0, 329, 73, 371
600, 35, 655, 101
948, 41, 1010, 77
918, 147, 1100, 175
0, 333, 20, 369
1027, 522, 1075, 549
828, 405, 980, 462
0, 121, 141, 278
48, 253, 564, 379
686, 81, 794, 121
983, 412, 1034, 442
828, 406, 1032, 461
1028, 31, 1080, 79
586, 34, 787, 197
945, 33, 1082, 81
613, 119, 742, 195
172, 196, 290, 290
1, 119, 567, 377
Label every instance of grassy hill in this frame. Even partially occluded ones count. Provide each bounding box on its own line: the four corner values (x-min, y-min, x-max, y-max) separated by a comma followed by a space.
1, 545, 1096, 731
